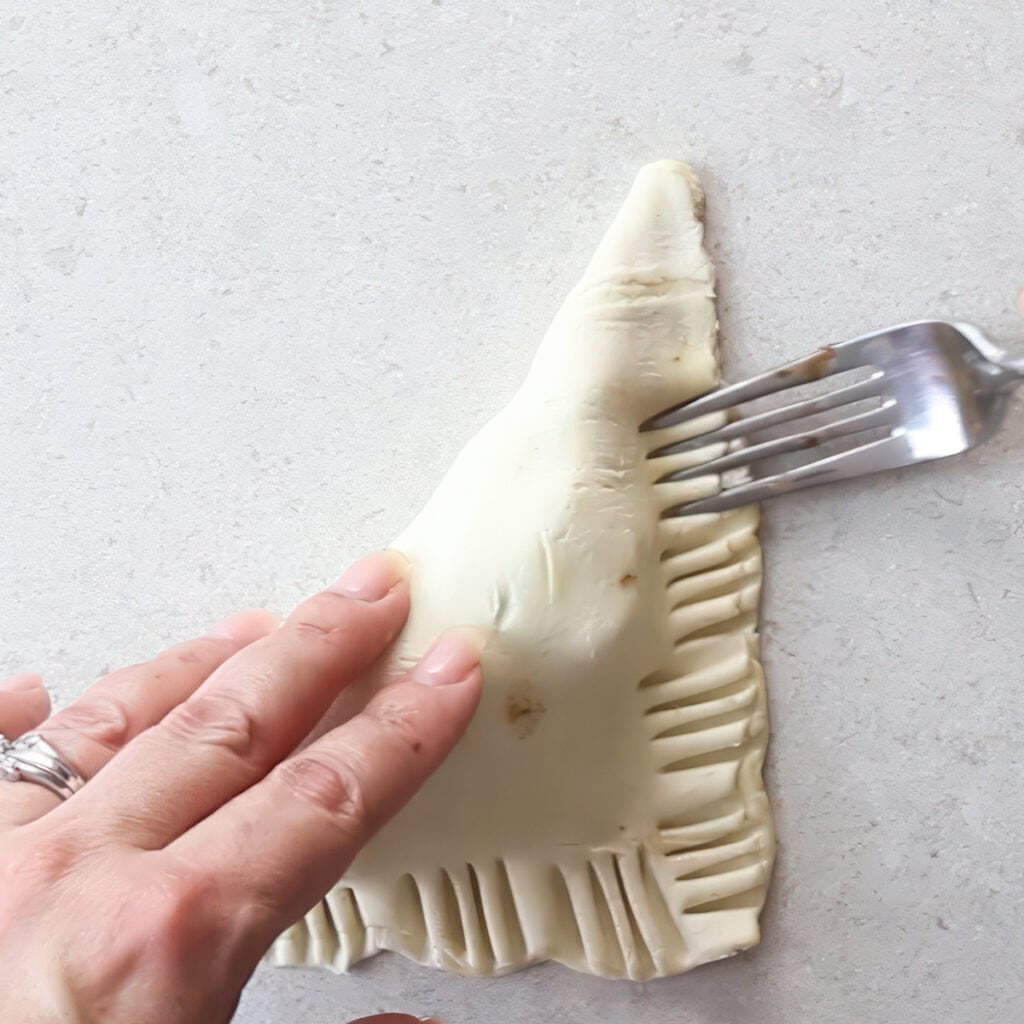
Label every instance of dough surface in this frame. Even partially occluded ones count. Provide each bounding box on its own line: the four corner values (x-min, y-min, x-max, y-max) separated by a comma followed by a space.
270, 160, 774, 980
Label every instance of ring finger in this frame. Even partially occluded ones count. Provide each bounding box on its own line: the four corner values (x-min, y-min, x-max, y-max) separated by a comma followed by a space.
0, 610, 278, 829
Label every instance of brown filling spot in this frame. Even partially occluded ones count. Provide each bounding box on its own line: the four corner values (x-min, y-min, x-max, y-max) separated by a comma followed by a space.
804, 345, 836, 379
779, 345, 837, 382
619, 573, 638, 587
505, 683, 546, 739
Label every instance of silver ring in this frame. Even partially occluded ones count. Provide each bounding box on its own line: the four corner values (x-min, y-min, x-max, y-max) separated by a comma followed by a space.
0, 732, 87, 801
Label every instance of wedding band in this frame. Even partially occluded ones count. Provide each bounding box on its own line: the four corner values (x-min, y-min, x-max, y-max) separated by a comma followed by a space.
0, 732, 87, 801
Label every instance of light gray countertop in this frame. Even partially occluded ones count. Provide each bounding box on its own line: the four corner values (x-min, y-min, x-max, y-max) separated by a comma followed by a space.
3, 2, 1023, 1022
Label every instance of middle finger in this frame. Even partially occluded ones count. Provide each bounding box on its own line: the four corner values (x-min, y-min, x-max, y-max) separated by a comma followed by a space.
58, 550, 410, 849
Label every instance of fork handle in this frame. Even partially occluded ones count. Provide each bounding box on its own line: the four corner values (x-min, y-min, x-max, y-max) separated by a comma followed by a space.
1005, 355, 1024, 379
992, 351, 1024, 384
956, 323, 1024, 387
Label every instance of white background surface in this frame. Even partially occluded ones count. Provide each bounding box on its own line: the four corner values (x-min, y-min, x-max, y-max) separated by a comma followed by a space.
3, 2, 1024, 1022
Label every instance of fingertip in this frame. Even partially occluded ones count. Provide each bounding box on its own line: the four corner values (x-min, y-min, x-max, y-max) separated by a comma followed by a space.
0, 683, 51, 736
328, 549, 410, 603
205, 608, 281, 644
26, 685, 52, 719
0, 673, 46, 693
411, 626, 487, 687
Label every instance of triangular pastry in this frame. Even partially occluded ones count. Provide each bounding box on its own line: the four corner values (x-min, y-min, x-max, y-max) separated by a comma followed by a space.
270, 160, 774, 980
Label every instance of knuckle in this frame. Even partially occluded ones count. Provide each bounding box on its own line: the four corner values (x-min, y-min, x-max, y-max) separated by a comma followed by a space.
172, 647, 205, 666
0, 827, 87, 903
49, 693, 133, 751
289, 592, 366, 643
161, 694, 258, 758
155, 872, 218, 926
133, 870, 221, 962
0, 847, 46, 930
291, 617, 362, 649
367, 698, 423, 754
286, 590, 406, 654
300, 590, 354, 622
275, 753, 366, 829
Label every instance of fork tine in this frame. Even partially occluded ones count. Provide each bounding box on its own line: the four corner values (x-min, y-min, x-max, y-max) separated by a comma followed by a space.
641, 341, 868, 432
648, 373, 885, 459
656, 400, 899, 484
662, 433, 915, 517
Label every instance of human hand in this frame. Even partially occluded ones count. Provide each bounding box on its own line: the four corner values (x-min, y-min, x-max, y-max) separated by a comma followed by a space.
0, 551, 482, 1024
350, 1017, 444, 1023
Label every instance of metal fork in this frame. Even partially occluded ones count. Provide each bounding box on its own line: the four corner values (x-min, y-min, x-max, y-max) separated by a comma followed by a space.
642, 320, 1024, 516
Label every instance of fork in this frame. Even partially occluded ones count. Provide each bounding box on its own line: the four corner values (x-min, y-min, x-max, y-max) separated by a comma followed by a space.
642, 320, 1024, 516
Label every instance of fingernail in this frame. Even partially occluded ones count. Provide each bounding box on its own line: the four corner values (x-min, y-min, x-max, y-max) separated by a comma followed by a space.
412, 630, 481, 686
329, 550, 407, 602
0, 673, 44, 693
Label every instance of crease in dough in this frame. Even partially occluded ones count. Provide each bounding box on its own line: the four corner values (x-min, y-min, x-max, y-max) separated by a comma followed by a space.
269, 160, 775, 980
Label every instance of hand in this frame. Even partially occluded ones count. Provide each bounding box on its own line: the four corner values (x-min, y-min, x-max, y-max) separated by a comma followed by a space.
350, 1018, 444, 1024
0, 551, 482, 1024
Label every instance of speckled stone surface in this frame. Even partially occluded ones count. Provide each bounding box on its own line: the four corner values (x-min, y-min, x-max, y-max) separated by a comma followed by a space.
3, 2, 1023, 1022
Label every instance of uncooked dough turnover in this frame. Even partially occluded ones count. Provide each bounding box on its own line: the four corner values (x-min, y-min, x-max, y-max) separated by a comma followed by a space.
269, 160, 774, 980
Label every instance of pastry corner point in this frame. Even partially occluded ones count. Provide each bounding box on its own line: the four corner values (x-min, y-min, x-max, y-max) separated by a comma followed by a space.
636, 158, 706, 220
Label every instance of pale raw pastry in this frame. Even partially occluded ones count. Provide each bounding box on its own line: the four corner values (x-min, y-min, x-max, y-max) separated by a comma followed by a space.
270, 160, 774, 980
